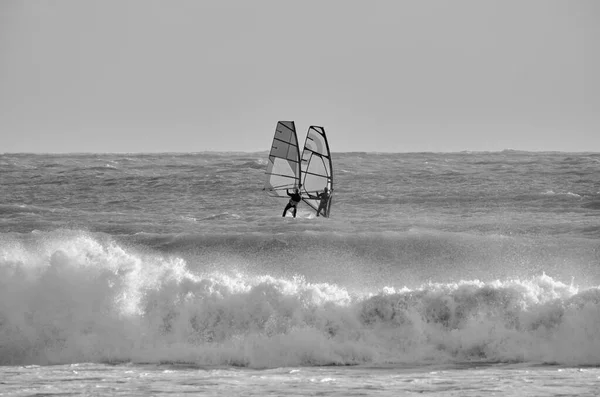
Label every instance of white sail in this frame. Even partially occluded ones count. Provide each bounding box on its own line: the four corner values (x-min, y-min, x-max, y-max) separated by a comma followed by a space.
264, 121, 301, 198
300, 126, 333, 217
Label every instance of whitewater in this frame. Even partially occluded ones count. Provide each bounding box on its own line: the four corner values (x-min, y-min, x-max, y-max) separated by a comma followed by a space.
1, 151, 600, 396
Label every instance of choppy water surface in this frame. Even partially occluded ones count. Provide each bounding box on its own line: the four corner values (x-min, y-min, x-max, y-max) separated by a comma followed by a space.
1, 151, 600, 395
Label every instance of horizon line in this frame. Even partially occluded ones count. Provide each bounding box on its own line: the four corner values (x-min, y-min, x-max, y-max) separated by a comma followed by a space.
2, 149, 599, 156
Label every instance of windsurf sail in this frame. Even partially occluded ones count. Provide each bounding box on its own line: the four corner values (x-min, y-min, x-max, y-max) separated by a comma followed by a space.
300, 126, 333, 217
264, 121, 302, 197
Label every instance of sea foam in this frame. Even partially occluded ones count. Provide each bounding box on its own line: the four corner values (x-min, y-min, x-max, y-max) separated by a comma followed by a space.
1, 231, 599, 367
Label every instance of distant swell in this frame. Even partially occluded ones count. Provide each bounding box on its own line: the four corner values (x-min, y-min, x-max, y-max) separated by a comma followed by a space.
1, 231, 600, 367
582, 201, 600, 210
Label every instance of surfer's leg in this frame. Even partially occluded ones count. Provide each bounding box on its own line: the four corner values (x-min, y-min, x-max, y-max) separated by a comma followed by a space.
316, 203, 324, 217
292, 206, 297, 218
282, 204, 291, 217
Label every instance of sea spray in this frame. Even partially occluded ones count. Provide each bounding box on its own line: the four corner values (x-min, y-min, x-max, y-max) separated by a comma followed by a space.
2, 231, 600, 367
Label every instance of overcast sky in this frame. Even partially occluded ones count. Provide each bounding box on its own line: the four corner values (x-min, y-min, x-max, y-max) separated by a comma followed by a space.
1, 0, 598, 153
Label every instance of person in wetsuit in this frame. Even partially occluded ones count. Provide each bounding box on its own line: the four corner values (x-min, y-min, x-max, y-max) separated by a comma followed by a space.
315, 186, 330, 217
306, 186, 331, 217
282, 187, 302, 218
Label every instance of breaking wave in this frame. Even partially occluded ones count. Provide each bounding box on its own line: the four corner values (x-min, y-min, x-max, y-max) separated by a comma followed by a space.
1, 231, 599, 368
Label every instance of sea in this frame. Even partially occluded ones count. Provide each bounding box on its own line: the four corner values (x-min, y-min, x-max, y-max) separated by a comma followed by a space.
1, 151, 600, 396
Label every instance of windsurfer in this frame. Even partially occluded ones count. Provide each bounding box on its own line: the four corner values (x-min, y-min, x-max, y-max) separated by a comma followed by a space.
314, 187, 330, 217
282, 187, 302, 218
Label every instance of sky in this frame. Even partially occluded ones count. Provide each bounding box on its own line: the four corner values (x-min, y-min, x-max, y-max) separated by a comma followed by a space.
1, 0, 598, 153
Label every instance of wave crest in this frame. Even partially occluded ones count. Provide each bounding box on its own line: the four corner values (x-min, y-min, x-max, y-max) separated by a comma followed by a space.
1, 232, 599, 367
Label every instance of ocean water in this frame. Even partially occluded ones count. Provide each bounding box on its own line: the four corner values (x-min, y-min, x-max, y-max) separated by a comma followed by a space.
1, 151, 600, 396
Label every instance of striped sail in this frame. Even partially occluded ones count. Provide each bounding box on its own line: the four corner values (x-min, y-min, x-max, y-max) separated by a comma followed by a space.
264, 121, 301, 197
300, 126, 333, 217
